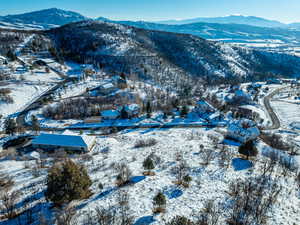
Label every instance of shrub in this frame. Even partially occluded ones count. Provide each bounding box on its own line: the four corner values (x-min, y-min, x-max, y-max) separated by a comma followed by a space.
0, 172, 14, 190
134, 138, 157, 148
45, 159, 92, 206
55, 204, 76, 225
98, 182, 104, 190
260, 132, 292, 152
4, 118, 17, 135
200, 147, 214, 166
115, 163, 132, 186
0, 190, 20, 219
227, 177, 281, 225
173, 160, 191, 187
238, 140, 258, 159
297, 173, 300, 189
183, 175, 192, 187
166, 216, 195, 225
31, 115, 40, 134
153, 192, 166, 213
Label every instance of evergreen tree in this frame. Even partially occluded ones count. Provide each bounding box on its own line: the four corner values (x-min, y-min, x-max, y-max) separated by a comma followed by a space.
120, 106, 129, 119
4, 118, 17, 135
153, 192, 166, 213
143, 155, 155, 171
6, 50, 17, 61
146, 101, 152, 118
120, 72, 126, 80
180, 106, 189, 117
45, 159, 92, 206
238, 140, 258, 159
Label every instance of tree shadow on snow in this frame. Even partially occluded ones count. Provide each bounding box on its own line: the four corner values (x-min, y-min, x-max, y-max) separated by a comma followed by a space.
133, 216, 155, 225
130, 176, 146, 184
222, 139, 241, 147
232, 158, 253, 171
163, 186, 183, 199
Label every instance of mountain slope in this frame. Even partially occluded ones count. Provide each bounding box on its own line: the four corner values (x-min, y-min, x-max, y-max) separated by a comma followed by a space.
157, 15, 285, 27
0, 8, 87, 29
44, 21, 300, 86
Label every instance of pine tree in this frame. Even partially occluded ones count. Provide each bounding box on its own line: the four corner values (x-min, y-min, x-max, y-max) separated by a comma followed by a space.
120, 72, 126, 80
146, 101, 152, 118
153, 192, 166, 213
120, 106, 129, 119
143, 155, 155, 171
180, 106, 189, 117
4, 118, 17, 135
238, 140, 258, 159
45, 159, 92, 206
6, 50, 17, 61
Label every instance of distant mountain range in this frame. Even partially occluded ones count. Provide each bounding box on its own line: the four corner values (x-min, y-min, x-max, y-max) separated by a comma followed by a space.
157, 15, 286, 28
0, 8, 87, 29
2, 8, 300, 52
105, 20, 300, 44
0, 8, 300, 30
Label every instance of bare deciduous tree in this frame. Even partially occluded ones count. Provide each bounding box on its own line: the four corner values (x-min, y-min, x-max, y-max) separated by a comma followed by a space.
0, 189, 20, 219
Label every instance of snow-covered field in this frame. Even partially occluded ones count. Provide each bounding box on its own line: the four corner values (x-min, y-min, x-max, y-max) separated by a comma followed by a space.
0, 66, 61, 125
1, 128, 300, 225
271, 100, 300, 130
0, 83, 51, 117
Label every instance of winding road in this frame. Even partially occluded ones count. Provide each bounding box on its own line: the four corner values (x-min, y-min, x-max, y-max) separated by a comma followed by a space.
262, 86, 287, 130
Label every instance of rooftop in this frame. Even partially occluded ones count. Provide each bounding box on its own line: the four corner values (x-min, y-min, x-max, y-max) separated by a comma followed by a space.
32, 133, 88, 148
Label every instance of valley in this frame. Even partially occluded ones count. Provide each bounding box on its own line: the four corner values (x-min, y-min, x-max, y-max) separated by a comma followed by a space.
0, 8, 299, 225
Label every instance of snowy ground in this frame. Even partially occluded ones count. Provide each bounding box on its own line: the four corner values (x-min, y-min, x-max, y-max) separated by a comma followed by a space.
0, 62, 62, 129
271, 100, 300, 130
0, 128, 299, 225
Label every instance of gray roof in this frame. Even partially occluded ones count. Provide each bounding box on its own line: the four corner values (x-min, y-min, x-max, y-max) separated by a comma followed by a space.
32, 133, 87, 148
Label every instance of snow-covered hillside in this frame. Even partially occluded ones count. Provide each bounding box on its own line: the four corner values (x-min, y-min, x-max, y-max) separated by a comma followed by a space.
44, 20, 300, 87
0, 8, 86, 30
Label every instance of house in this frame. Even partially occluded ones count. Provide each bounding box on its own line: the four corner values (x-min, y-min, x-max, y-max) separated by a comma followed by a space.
101, 109, 120, 120
112, 75, 127, 89
31, 132, 96, 152
247, 83, 262, 91
33, 59, 47, 67
194, 100, 215, 115
226, 119, 260, 143
119, 104, 140, 118
225, 89, 253, 105
266, 78, 282, 85
96, 82, 117, 95
0, 56, 7, 65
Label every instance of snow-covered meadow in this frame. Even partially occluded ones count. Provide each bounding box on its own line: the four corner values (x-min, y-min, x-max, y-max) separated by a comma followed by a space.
1, 128, 299, 225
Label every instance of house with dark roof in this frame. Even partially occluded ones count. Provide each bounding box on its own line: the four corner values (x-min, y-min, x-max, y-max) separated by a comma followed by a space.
0, 56, 7, 65
31, 132, 96, 152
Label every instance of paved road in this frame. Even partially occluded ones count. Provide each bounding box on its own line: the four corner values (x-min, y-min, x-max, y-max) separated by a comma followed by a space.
262, 85, 290, 130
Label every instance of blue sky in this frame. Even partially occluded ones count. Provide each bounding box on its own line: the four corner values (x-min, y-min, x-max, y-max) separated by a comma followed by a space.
1, 0, 300, 23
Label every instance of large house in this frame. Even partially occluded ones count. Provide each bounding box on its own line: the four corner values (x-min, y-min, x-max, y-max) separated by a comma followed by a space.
31, 132, 96, 152
226, 119, 260, 143
194, 100, 215, 115
97, 82, 117, 95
